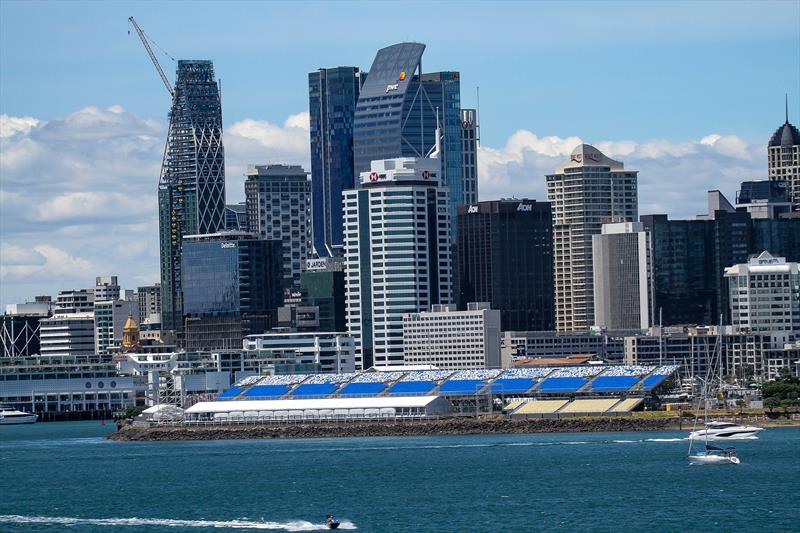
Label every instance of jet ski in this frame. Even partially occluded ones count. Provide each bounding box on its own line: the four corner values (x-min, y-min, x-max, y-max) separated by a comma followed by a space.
326, 515, 340, 529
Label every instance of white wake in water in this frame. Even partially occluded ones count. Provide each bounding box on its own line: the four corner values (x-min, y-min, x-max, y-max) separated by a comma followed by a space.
646, 438, 688, 442
0, 515, 356, 530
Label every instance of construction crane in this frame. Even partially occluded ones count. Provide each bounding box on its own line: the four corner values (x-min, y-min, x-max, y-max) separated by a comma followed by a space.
128, 16, 174, 97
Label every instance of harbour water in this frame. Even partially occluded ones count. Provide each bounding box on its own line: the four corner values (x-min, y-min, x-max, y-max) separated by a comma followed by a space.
1, 422, 798, 532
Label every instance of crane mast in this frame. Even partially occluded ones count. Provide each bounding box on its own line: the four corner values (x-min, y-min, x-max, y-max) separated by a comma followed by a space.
128, 16, 174, 97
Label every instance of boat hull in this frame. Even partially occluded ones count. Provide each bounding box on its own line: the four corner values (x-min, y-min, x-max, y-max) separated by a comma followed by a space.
0, 414, 38, 425
689, 428, 763, 440
689, 454, 740, 465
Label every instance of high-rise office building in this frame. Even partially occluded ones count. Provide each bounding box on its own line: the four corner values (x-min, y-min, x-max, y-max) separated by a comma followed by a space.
94, 299, 139, 355
54, 289, 94, 314
93, 276, 120, 302
245, 164, 312, 288
768, 102, 800, 210
457, 199, 554, 331
643, 187, 800, 327
181, 231, 283, 350
726, 252, 799, 333
353, 43, 463, 233
736, 180, 793, 219
344, 157, 452, 369
308, 66, 364, 257
461, 109, 479, 205
592, 222, 651, 330
224, 203, 248, 231
301, 258, 346, 332
546, 144, 639, 331
158, 60, 226, 336
137, 284, 161, 321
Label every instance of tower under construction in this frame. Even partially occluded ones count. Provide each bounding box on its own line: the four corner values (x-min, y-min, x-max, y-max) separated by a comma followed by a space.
158, 60, 226, 336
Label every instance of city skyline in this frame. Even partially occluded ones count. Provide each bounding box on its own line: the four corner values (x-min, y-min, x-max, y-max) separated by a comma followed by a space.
1, 1, 799, 307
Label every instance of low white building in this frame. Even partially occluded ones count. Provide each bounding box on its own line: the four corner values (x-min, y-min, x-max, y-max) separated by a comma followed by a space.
726, 252, 800, 333
185, 395, 452, 422
402, 303, 501, 370
242, 332, 355, 374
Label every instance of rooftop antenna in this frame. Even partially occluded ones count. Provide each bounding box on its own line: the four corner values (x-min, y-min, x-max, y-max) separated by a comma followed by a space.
786, 93, 789, 123
476, 85, 481, 147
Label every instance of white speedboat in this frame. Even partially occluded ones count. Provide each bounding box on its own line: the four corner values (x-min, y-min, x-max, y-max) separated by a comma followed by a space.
0, 406, 38, 425
689, 421, 763, 441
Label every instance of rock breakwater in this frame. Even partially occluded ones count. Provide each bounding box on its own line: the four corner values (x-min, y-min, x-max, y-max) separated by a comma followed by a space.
108, 416, 674, 441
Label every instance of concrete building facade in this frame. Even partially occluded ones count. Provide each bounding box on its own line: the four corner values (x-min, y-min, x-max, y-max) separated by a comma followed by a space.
592, 222, 651, 330
344, 157, 452, 369
245, 164, 312, 288
39, 313, 96, 356
725, 252, 800, 333
242, 332, 356, 374
768, 106, 800, 210
403, 302, 501, 369
547, 144, 638, 331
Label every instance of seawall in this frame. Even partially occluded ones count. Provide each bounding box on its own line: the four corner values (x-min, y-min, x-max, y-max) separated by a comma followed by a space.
108, 416, 675, 441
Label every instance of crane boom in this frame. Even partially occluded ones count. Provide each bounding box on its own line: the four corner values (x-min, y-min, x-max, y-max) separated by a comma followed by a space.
128, 16, 174, 97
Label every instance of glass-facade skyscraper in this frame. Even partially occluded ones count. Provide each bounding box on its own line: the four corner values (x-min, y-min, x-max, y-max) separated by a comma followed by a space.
457, 199, 554, 331
353, 43, 463, 232
308, 67, 364, 257
158, 60, 226, 335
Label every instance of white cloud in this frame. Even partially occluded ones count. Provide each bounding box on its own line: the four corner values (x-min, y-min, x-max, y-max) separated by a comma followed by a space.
34, 192, 150, 224
0, 104, 770, 307
0, 114, 40, 138
477, 131, 765, 218
0, 244, 94, 281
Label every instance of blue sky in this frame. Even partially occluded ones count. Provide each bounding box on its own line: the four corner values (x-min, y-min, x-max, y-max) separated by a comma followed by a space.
2, 1, 798, 144
1, 0, 799, 307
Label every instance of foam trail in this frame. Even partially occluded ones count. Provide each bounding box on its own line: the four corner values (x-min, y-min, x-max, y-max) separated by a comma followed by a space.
0, 515, 356, 530
646, 438, 688, 442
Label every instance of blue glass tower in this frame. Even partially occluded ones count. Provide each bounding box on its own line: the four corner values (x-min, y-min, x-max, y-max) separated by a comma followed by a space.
353, 43, 463, 232
308, 67, 364, 257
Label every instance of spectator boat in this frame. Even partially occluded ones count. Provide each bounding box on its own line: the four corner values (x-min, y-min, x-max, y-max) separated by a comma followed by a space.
0, 405, 38, 425
688, 444, 740, 465
687, 320, 741, 465
689, 421, 763, 440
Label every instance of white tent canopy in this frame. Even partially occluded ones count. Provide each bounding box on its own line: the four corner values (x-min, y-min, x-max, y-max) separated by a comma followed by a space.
185, 395, 451, 418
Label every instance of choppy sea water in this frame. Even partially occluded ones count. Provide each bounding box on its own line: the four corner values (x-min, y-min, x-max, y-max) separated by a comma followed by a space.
1, 422, 798, 532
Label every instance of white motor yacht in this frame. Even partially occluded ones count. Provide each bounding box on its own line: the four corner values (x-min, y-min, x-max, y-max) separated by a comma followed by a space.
0, 406, 38, 425
689, 421, 763, 440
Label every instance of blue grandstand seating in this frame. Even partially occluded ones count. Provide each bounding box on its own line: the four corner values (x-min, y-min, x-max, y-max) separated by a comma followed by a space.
243, 385, 290, 399
339, 382, 387, 397
216, 386, 242, 400
590, 376, 640, 392
438, 379, 487, 395
291, 383, 339, 398
489, 378, 537, 394
537, 377, 587, 393
641, 374, 669, 390
387, 381, 436, 395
